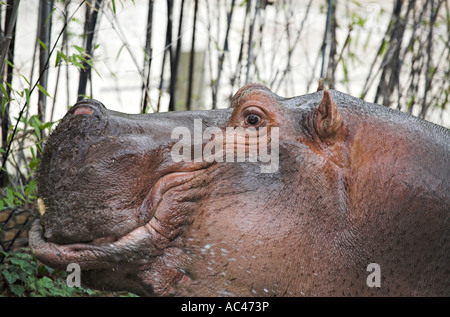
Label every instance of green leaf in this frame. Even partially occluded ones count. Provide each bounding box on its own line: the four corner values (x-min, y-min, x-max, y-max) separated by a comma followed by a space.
11, 252, 33, 261
116, 44, 126, 61
1, 99, 7, 118
379, 40, 389, 56
45, 8, 56, 27
70, 56, 85, 70
10, 284, 25, 296
37, 39, 47, 50
0, 83, 10, 100
2, 270, 19, 284
30, 147, 36, 160
112, 0, 116, 14
20, 74, 31, 86
24, 88, 30, 107
55, 50, 61, 67
50, 288, 67, 297
37, 287, 50, 296
40, 121, 54, 130
36, 84, 51, 98
73, 45, 86, 55
15, 191, 26, 203
8, 258, 33, 274
5, 188, 15, 206
26, 275, 37, 290
5, 59, 14, 69
59, 50, 68, 63
37, 276, 54, 290
341, 58, 348, 82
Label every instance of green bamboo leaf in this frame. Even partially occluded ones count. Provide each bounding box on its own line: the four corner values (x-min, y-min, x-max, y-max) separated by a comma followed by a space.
60, 51, 68, 63
37, 39, 47, 50
1, 97, 7, 117
73, 45, 86, 54
116, 44, 126, 61
55, 50, 61, 67
5, 59, 14, 69
20, 75, 30, 87
379, 40, 389, 56
0, 84, 9, 99
25, 88, 30, 106
341, 58, 348, 82
45, 8, 56, 27
36, 84, 51, 97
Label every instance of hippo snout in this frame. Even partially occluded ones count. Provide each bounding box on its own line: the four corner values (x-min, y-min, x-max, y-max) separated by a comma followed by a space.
37, 101, 155, 244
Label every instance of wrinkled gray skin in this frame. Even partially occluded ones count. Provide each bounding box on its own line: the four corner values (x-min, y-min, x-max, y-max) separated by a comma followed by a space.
29, 84, 449, 296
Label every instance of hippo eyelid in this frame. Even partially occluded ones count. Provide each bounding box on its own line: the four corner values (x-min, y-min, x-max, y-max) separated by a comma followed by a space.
240, 105, 268, 118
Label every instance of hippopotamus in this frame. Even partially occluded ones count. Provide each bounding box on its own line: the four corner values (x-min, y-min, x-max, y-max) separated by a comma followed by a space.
29, 83, 449, 297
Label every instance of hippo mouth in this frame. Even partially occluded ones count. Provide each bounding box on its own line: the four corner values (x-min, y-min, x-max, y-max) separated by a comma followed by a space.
29, 164, 212, 295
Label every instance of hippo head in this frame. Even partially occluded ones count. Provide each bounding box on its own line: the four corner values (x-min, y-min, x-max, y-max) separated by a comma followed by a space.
29, 83, 450, 296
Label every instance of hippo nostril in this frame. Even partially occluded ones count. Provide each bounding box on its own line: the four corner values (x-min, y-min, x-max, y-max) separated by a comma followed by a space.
70, 99, 106, 116
74, 107, 95, 115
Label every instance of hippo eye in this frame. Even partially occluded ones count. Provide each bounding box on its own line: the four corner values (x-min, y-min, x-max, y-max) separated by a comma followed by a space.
245, 114, 261, 126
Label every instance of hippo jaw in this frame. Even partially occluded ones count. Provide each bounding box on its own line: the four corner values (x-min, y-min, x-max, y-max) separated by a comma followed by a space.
30, 166, 214, 296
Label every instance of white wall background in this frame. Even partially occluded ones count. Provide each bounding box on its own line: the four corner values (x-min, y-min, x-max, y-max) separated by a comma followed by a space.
8, 0, 450, 127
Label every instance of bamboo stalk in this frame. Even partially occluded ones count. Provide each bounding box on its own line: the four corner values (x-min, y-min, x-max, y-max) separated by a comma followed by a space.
157, 0, 174, 112
77, 0, 102, 101
246, 0, 256, 84
141, 0, 154, 114
319, 0, 332, 81
230, 0, 250, 94
325, 0, 337, 89
0, 0, 19, 80
0, 0, 20, 188
186, 0, 198, 111
212, 0, 236, 110
169, 0, 185, 112
51, 1, 70, 122
38, 0, 54, 124
420, 0, 442, 118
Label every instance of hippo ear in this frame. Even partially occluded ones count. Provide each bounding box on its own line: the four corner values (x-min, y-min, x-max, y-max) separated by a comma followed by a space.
314, 90, 345, 142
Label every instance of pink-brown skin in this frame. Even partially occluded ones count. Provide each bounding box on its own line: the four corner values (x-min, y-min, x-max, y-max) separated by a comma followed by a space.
29, 84, 449, 296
